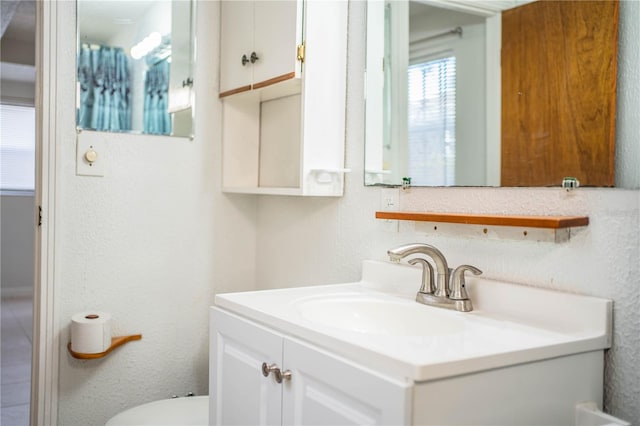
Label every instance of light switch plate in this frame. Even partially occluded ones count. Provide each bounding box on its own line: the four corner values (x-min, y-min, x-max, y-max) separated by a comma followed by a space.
76, 132, 106, 177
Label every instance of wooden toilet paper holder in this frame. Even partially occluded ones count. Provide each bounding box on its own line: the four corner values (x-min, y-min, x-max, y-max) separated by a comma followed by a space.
67, 334, 142, 359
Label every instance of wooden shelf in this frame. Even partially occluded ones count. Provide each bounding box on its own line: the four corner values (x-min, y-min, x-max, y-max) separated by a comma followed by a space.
375, 211, 589, 229
68, 334, 142, 360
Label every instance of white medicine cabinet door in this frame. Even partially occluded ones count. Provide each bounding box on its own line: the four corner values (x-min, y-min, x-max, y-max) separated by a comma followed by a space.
282, 337, 411, 425
219, 1, 254, 94
210, 309, 283, 426
252, 1, 301, 86
220, 1, 302, 95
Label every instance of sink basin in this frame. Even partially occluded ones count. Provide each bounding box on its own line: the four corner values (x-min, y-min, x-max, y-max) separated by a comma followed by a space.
296, 295, 465, 336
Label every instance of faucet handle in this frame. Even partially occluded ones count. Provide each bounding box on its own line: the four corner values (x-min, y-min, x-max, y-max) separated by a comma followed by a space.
409, 258, 435, 294
450, 265, 482, 300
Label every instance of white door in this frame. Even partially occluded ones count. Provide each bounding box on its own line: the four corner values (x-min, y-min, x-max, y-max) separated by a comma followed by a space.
210, 308, 283, 426
219, 1, 254, 94
252, 0, 301, 85
282, 337, 412, 425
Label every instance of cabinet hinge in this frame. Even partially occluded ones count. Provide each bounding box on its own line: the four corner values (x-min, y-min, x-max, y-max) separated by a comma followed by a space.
38, 206, 42, 227
297, 43, 305, 63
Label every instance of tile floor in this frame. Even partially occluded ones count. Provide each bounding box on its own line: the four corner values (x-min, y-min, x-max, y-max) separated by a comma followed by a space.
1, 295, 32, 426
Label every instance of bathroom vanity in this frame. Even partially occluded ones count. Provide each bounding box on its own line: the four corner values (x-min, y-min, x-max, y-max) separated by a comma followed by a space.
209, 260, 612, 425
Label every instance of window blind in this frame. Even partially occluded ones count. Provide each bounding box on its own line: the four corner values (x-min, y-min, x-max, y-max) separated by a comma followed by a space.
407, 56, 456, 186
0, 104, 36, 191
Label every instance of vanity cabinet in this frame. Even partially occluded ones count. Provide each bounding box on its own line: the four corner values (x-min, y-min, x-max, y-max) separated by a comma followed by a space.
210, 308, 411, 425
211, 298, 608, 426
219, 1, 348, 196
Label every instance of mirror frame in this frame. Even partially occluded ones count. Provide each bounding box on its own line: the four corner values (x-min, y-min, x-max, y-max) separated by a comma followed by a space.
365, 0, 627, 188
75, 0, 197, 139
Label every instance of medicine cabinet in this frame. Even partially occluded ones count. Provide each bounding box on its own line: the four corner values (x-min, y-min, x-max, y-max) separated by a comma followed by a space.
219, 0, 349, 196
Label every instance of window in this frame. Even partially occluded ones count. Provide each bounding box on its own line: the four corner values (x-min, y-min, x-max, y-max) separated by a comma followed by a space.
0, 104, 36, 192
407, 55, 456, 186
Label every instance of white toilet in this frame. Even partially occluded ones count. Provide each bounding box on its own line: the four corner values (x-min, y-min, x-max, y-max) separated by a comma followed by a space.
105, 395, 208, 426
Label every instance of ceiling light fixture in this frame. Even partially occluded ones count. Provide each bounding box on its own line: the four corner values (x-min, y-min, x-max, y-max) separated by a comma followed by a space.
130, 32, 161, 60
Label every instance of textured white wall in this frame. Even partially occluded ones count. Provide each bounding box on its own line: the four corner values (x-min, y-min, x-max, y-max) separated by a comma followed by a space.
52, 2, 257, 425
254, 1, 639, 423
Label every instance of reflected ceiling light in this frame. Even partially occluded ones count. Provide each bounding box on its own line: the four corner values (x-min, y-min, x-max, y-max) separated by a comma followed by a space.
130, 32, 161, 60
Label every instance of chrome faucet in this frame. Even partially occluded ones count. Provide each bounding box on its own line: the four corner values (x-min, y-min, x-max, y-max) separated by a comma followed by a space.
387, 243, 482, 312
388, 243, 450, 297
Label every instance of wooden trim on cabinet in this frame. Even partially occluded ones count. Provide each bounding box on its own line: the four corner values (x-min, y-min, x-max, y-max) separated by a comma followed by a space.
375, 211, 589, 229
219, 85, 253, 98
252, 72, 296, 90
219, 72, 296, 98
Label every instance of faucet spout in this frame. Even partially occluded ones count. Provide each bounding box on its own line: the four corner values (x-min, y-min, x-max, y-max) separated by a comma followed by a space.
387, 243, 450, 297
387, 243, 482, 313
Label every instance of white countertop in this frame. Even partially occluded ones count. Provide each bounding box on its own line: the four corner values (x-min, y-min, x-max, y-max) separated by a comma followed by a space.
214, 260, 612, 382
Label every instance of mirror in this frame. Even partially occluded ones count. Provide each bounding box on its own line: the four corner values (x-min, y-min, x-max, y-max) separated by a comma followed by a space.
364, 0, 619, 187
76, 0, 195, 138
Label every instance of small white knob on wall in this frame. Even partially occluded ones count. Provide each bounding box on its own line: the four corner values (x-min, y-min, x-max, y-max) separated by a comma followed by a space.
76, 132, 106, 177
84, 149, 98, 164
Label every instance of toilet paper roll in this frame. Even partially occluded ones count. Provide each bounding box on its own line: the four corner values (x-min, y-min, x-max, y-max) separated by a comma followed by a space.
70, 312, 112, 354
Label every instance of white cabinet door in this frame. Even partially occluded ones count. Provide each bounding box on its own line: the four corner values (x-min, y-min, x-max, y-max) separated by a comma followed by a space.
220, 1, 301, 95
220, 1, 254, 94
282, 337, 412, 425
210, 308, 283, 426
252, 0, 301, 86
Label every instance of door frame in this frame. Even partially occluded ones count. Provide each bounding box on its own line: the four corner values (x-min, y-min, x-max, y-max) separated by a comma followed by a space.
419, 1, 503, 185
31, 1, 60, 424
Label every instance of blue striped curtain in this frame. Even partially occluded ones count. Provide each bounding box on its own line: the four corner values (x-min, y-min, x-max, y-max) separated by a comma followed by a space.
77, 44, 131, 132
143, 59, 171, 135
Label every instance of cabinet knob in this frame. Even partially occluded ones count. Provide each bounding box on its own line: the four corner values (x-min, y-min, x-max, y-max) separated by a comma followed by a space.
273, 368, 292, 383
261, 362, 278, 377
242, 54, 250, 66
261, 362, 291, 383
250, 51, 259, 64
